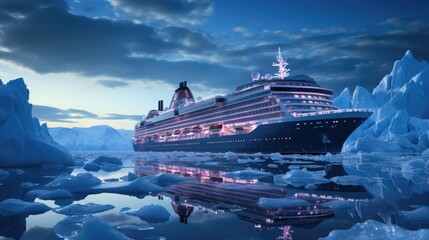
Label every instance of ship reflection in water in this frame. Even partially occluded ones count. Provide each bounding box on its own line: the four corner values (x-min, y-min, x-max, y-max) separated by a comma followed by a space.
134, 158, 371, 239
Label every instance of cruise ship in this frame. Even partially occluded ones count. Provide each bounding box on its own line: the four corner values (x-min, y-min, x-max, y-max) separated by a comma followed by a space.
133, 48, 372, 154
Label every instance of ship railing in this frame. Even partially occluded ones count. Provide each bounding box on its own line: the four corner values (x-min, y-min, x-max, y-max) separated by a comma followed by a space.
292, 108, 374, 117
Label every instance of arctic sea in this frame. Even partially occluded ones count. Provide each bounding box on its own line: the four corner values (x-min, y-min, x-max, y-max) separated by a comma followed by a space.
1, 151, 428, 240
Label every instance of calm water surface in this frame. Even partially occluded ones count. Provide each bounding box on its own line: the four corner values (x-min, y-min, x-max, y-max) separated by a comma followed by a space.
0, 151, 427, 240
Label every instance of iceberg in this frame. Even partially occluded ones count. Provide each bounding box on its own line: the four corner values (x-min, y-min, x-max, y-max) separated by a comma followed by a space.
336, 51, 429, 153
332, 87, 351, 109
0, 78, 73, 166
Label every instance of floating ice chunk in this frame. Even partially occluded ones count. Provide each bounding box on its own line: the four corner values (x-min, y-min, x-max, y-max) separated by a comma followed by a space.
90, 178, 165, 196
320, 200, 355, 211
330, 175, 373, 186
116, 224, 154, 231
222, 170, 272, 180
92, 156, 123, 172
28, 189, 73, 200
0, 169, 9, 180
270, 152, 284, 161
258, 197, 311, 209
267, 164, 278, 168
0, 198, 51, 215
83, 162, 101, 172
274, 168, 329, 187
54, 214, 131, 240
121, 172, 139, 181
399, 206, 429, 222
145, 173, 188, 186
121, 204, 171, 224
321, 219, 429, 240
45, 173, 102, 190
54, 203, 114, 216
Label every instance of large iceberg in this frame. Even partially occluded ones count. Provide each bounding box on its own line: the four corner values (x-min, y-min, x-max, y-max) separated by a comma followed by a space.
333, 51, 429, 153
0, 78, 73, 166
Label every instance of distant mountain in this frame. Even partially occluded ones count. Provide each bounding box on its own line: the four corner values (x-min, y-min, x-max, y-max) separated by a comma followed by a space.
49, 125, 134, 151
333, 50, 429, 154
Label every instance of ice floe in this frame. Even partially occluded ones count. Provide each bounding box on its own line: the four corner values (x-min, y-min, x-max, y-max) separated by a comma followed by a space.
54, 214, 131, 240
274, 168, 329, 187
222, 169, 272, 180
0, 198, 50, 215
54, 203, 114, 216
121, 204, 171, 224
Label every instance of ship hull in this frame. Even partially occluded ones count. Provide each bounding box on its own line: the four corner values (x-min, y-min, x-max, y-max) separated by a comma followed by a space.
133, 116, 368, 154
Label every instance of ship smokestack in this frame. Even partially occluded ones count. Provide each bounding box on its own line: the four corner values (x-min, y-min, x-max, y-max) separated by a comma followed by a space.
158, 100, 164, 111
179, 82, 183, 88
184, 81, 187, 87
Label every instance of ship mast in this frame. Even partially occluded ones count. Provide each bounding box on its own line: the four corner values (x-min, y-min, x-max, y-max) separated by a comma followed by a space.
273, 47, 290, 79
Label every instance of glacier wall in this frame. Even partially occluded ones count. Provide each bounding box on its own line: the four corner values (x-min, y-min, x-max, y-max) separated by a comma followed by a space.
0, 78, 73, 166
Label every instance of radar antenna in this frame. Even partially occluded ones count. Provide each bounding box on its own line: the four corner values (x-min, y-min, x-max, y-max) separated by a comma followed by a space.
272, 47, 290, 79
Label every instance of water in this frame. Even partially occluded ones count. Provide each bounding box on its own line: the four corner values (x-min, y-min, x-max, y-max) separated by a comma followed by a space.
0, 151, 428, 240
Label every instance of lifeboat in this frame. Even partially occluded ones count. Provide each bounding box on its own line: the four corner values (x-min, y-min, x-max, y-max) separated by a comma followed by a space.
173, 129, 181, 135
153, 134, 160, 139
209, 124, 223, 133
182, 128, 191, 134
191, 126, 202, 134
165, 131, 172, 136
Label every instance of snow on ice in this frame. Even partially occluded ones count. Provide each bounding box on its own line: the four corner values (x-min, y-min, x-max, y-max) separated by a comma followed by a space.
321, 219, 429, 240
333, 51, 429, 154
0, 78, 73, 166
121, 204, 171, 223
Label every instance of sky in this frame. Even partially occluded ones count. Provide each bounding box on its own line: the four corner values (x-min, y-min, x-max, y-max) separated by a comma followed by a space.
0, 0, 428, 130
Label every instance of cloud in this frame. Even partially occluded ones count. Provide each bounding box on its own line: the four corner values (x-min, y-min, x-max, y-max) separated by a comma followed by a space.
33, 105, 98, 123
108, 0, 213, 25
0, 1, 428, 97
33, 105, 142, 122
100, 113, 142, 121
96, 79, 129, 88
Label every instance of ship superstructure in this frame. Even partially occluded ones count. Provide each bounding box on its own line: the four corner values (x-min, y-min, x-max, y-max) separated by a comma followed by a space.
133, 48, 372, 154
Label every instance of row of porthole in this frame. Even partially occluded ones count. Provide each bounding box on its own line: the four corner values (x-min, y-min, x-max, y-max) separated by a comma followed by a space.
207, 137, 293, 144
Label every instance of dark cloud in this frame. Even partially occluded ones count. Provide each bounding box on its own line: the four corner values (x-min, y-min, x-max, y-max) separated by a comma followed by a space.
33, 105, 98, 123
0, 0, 428, 97
108, 0, 213, 25
97, 79, 129, 88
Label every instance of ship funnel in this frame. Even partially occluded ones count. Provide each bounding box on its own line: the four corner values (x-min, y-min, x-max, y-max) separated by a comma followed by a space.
158, 100, 164, 111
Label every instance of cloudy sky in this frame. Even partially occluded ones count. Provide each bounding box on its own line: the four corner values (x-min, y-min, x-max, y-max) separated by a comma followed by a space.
0, 0, 428, 130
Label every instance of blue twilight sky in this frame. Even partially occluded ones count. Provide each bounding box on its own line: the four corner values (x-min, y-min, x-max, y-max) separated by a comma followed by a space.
0, 0, 428, 129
